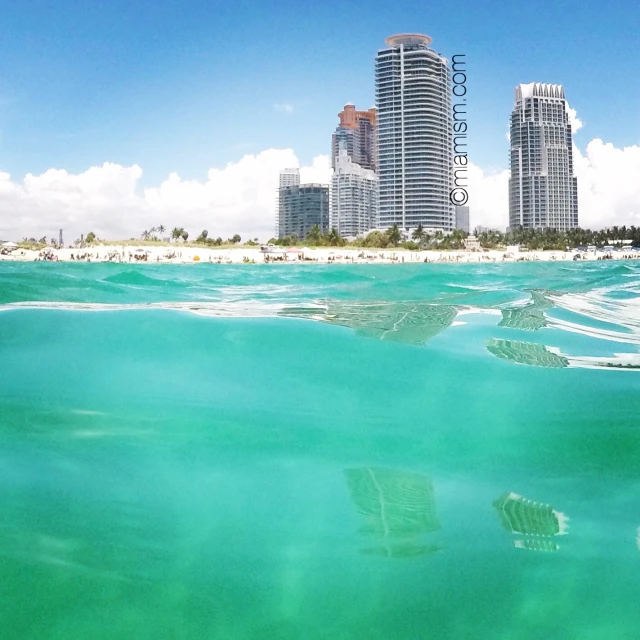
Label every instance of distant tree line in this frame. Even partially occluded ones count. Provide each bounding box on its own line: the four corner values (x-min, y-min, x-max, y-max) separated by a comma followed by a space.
477, 226, 640, 251
270, 224, 640, 251
269, 224, 468, 250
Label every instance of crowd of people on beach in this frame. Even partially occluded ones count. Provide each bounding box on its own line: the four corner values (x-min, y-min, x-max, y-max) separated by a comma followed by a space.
3, 243, 640, 265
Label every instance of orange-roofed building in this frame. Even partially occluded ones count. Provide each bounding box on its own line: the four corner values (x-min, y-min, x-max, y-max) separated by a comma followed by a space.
331, 104, 377, 172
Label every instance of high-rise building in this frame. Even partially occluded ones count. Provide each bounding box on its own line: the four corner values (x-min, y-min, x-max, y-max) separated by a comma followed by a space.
279, 168, 300, 189
330, 147, 378, 237
455, 206, 469, 233
331, 104, 376, 171
375, 33, 454, 232
276, 168, 300, 237
509, 83, 578, 231
278, 184, 329, 240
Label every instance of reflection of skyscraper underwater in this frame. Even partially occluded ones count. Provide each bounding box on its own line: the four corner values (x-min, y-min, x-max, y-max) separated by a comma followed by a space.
494, 492, 569, 552
344, 469, 576, 556
487, 338, 640, 370
277, 288, 640, 369
344, 468, 442, 558
279, 301, 458, 346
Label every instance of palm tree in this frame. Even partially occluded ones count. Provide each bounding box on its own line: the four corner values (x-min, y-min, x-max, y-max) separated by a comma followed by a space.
386, 224, 402, 246
157, 225, 166, 237
327, 228, 344, 246
141, 230, 150, 241
306, 224, 322, 245
171, 227, 182, 242
411, 224, 424, 243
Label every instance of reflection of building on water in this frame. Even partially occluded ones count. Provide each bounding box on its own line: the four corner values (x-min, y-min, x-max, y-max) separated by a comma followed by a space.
499, 290, 553, 331
487, 338, 640, 371
494, 492, 568, 552
360, 542, 443, 558
280, 301, 457, 346
514, 538, 559, 552
345, 467, 441, 558
487, 338, 569, 368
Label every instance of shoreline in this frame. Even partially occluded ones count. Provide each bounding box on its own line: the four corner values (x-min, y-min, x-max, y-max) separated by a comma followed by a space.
1, 244, 639, 265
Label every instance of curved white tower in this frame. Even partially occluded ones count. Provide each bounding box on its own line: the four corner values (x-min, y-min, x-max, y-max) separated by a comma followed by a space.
376, 34, 454, 231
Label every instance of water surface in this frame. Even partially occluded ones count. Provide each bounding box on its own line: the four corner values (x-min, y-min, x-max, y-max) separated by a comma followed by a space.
1, 262, 640, 638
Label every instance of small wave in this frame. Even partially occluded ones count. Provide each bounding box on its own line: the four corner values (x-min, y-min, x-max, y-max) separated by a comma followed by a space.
103, 270, 179, 287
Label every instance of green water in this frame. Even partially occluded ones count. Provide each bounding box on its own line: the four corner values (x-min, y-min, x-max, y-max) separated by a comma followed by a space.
1, 262, 640, 638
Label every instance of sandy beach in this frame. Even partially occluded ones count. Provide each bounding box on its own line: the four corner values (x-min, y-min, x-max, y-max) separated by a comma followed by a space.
2, 244, 639, 264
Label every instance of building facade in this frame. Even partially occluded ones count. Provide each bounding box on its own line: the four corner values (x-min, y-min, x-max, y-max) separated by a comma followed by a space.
279, 167, 300, 189
331, 147, 379, 237
375, 33, 454, 232
276, 168, 300, 237
455, 206, 469, 233
278, 184, 329, 239
509, 83, 578, 230
331, 104, 377, 171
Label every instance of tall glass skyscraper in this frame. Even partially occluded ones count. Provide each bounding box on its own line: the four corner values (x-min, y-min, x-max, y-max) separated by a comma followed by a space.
509, 83, 578, 230
375, 34, 454, 231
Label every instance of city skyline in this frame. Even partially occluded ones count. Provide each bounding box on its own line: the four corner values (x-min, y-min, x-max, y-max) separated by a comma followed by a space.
0, 0, 638, 240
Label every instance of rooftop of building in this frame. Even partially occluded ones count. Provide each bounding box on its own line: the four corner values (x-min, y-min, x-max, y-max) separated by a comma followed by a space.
384, 33, 432, 48
281, 183, 329, 190
516, 83, 566, 100
337, 103, 376, 128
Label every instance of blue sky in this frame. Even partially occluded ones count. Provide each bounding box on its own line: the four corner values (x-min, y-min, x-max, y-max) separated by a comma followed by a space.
1, 0, 638, 187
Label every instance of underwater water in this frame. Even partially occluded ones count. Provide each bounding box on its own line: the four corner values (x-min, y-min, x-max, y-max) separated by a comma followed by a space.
1, 260, 640, 639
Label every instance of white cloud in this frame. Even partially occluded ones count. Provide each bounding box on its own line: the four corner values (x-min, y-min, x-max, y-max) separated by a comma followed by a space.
574, 139, 640, 229
300, 154, 331, 184
467, 163, 510, 230
567, 105, 583, 133
273, 103, 294, 114
0, 150, 332, 242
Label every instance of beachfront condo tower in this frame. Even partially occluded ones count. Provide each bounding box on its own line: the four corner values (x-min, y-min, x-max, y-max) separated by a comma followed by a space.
278, 184, 329, 240
331, 104, 377, 171
509, 83, 579, 231
375, 33, 454, 232
276, 168, 300, 237
331, 146, 379, 237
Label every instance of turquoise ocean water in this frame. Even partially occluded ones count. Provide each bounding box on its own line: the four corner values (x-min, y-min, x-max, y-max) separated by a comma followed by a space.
1, 261, 640, 639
